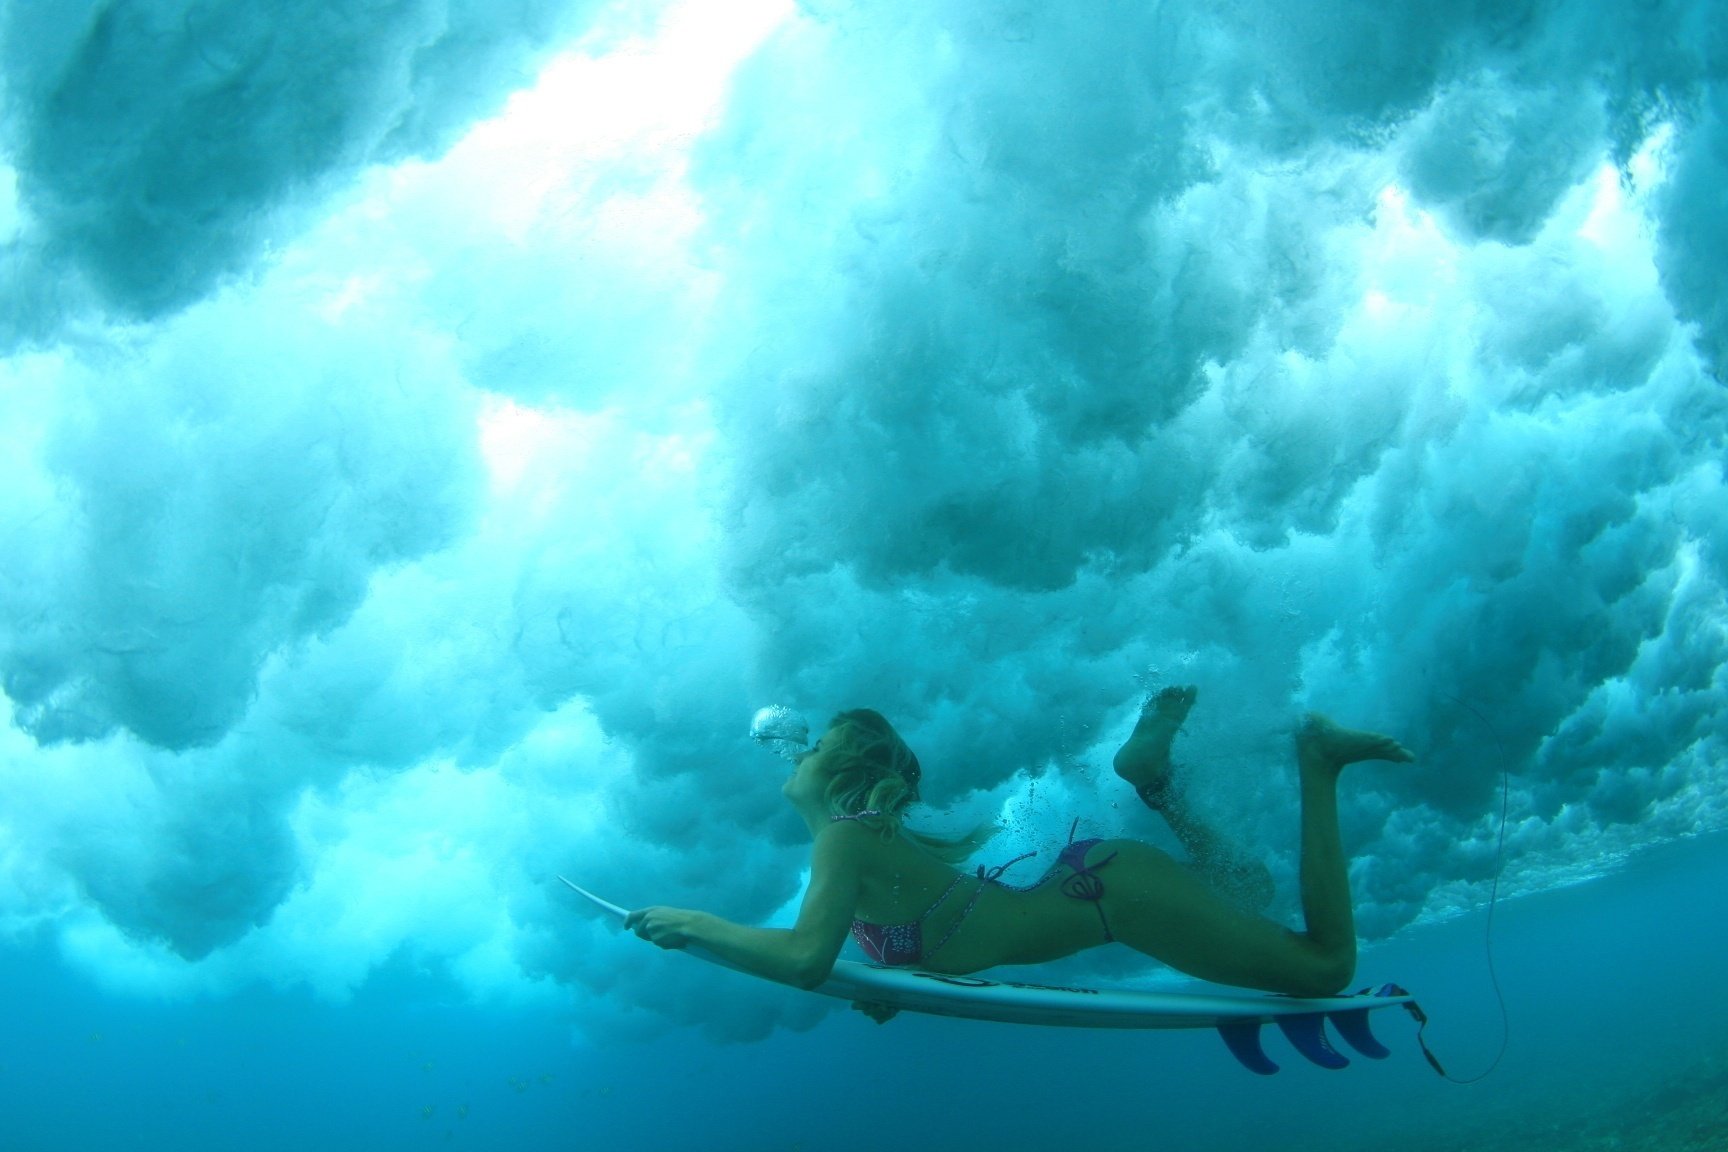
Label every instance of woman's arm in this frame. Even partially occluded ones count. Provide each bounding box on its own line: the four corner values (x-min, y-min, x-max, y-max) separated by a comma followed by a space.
623, 824, 864, 991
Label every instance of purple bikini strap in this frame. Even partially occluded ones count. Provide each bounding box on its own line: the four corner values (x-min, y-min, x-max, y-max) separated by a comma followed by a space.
921, 849, 1039, 965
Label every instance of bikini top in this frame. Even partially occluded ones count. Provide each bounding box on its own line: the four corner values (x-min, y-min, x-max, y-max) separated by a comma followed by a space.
849, 875, 969, 966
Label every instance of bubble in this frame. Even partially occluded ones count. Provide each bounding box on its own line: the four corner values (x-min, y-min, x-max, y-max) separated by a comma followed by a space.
749, 704, 809, 762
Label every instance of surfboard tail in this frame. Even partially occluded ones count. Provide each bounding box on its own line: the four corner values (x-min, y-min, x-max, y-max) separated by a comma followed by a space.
1215, 984, 1406, 1074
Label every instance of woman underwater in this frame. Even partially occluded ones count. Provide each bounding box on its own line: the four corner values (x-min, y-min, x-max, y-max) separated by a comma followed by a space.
622, 686, 1414, 1002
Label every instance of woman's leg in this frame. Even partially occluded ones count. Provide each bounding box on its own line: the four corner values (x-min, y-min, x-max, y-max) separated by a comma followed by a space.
1113, 686, 1274, 910
1100, 714, 1413, 997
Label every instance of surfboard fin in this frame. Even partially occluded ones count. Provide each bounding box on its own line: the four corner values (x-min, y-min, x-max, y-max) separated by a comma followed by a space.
1217, 984, 1417, 1074
1327, 1007, 1391, 1060
1276, 1013, 1350, 1069
1216, 1020, 1279, 1075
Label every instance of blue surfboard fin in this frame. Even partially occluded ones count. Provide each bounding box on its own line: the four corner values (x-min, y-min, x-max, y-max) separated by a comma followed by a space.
1327, 1007, 1391, 1059
1217, 1021, 1279, 1075
1276, 1013, 1350, 1070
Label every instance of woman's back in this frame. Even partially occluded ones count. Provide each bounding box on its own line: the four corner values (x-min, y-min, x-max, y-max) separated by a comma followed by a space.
844, 824, 1104, 973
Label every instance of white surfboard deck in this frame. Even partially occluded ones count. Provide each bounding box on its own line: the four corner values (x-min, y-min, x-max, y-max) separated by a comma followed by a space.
558, 876, 1413, 1034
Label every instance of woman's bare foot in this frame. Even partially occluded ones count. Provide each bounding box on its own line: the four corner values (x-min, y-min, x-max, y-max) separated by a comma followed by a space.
1295, 714, 1414, 782
1113, 685, 1197, 809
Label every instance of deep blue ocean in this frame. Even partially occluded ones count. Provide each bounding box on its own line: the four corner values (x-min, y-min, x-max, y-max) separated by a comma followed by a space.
6, 830, 1726, 1151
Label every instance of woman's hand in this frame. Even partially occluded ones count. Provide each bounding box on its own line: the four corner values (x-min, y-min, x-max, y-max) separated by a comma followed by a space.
623, 906, 708, 950
851, 1001, 900, 1024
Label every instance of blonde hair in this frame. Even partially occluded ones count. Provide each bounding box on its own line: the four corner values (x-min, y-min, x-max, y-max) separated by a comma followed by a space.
822, 709, 995, 864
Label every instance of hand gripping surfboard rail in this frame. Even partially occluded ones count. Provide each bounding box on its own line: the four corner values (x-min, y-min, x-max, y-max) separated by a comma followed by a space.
560, 877, 1415, 1074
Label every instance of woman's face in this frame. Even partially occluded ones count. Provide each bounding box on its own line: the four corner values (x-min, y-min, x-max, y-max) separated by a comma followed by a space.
781, 725, 840, 806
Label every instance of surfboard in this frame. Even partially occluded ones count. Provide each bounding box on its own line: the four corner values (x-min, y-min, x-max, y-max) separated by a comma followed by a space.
559, 876, 1416, 1073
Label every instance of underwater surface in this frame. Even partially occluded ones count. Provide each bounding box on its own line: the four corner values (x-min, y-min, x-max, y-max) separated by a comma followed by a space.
2, 0, 1726, 1148
5, 832, 1727, 1151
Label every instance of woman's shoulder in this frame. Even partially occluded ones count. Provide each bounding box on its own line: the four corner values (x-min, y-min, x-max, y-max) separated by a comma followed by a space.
818, 814, 889, 846
818, 816, 930, 862
810, 818, 892, 878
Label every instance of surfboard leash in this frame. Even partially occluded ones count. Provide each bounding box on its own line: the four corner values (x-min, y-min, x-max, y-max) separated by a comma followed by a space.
1383, 992, 1464, 1081
1404, 694, 1514, 1084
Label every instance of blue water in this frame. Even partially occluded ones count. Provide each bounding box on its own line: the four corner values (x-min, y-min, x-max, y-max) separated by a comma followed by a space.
5, 1, 1728, 1149
5, 831, 1726, 1152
